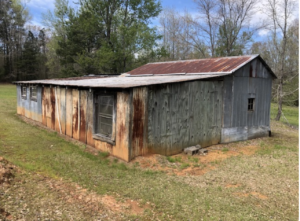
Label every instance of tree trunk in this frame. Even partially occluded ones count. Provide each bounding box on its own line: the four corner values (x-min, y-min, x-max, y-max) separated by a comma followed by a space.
275, 78, 283, 121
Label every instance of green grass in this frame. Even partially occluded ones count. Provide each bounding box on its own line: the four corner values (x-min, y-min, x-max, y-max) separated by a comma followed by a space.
270, 103, 298, 126
166, 156, 182, 163
0, 84, 298, 220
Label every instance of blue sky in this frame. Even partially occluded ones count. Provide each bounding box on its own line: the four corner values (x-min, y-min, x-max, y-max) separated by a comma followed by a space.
27, 0, 298, 41
27, 0, 198, 27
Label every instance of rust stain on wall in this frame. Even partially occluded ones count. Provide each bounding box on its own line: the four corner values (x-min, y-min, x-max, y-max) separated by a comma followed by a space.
118, 122, 125, 142
66, 89, 73, 137
73, 102, 78, 136
42, 88, 47, 125
72, 89, 79, 140
79, 106, 86, 142
50, 87, 56, 129
95, 140, 113, 154
131, 89, 145, 158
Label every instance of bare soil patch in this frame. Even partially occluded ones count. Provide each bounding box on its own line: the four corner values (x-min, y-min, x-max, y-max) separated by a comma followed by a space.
131, 144, 260, 176
0, 157, 16, 186
0, 157, 151, 220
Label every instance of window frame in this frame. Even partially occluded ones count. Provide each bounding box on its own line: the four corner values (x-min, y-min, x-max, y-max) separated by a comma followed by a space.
21, 86, 27, 100
248, 98, 255, 111
93, 91, 116, 144
30, 85, 37, 101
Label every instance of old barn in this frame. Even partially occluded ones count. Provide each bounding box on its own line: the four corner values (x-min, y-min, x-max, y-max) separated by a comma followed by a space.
14, 54, 276, 162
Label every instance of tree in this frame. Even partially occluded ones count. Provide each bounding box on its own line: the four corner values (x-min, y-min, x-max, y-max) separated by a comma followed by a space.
0, 0, 30, 81
159, 9, 209, 60
42, 0, 72, 77
38, 29, 48, 79
193, 0, 218, 56
193, 0, 259, 57
18, 31, 40, 80
264, 0, 298, 120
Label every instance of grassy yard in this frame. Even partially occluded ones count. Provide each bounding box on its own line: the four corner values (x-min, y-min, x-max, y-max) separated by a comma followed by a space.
0, 84, 298, 220
271, 103, 298, 127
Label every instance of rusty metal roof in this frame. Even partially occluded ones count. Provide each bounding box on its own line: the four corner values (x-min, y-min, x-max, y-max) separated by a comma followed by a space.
128, 55, 258, 75
14, 55, 276, 88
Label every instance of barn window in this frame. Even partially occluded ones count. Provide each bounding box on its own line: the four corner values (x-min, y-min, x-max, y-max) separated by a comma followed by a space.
21, 86, 27, 99
248, 98, 255, 111
30, 86, 37, 101
93, 92, 115, 143
249, 65, 253, 77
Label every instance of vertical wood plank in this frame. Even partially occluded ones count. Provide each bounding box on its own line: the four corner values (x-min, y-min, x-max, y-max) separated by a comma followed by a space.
55, 87, 61, 133
72, 89, 79, 140
86, 91, 95, 147
50, 87, 56, 130
79, 90, 87, 143
42, 87, 47, 126
60, 87, 66, 134
66, 88, 73, 137
45, 87, 52, 128
115, 91, 130, 161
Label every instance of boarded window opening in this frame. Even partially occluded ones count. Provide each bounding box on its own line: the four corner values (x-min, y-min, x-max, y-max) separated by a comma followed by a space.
21, 86, 27, 99
30, 86, 37, 101
248, 98, 255, 111
94, 93, 115, 140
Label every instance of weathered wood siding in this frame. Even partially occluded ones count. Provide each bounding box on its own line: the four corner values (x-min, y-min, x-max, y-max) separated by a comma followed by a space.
17, 85, 131, 161
60, 87, 66, 134
86, 91, 95, 147
16, 85, 42, 122
221, 58, 273, 143
79, 90, 87, 143
65, 88, 73, 137
129, 87, 148, 159
72, 89, 79, 140
147, 80, 223, 156
94, 91, 131, 161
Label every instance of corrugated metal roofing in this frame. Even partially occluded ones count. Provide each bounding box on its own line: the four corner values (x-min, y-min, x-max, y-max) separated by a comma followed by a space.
128, 55, 257, 75
14, 74, 225, 88
14, 54, 276, 88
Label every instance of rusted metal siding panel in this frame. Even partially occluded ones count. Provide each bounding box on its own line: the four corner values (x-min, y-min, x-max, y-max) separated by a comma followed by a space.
55, 87, 61, 133
65, 88, 73, 137
36, 86, 42, 122
49, 87, 56, 130
130, 87, 148, 159
24, 87, 30, 118
44, 87, 52, 128
147, 80, 223, 156
60, 87, 66, 134
114, 91, 130, 161
42, 87, 47, 125
86, 91, 95, 147
16, 85, 22, 115
95, 140, 113, 154
79, 90, 87, 143
72, 89, 79, 140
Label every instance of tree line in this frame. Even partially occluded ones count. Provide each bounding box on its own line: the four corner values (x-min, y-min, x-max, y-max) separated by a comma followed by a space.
0, 0, 298, 120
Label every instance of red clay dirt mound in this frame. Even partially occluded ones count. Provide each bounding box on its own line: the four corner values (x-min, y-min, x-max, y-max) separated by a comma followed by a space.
0, 157, 15, 220
0, 157, 15, 185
